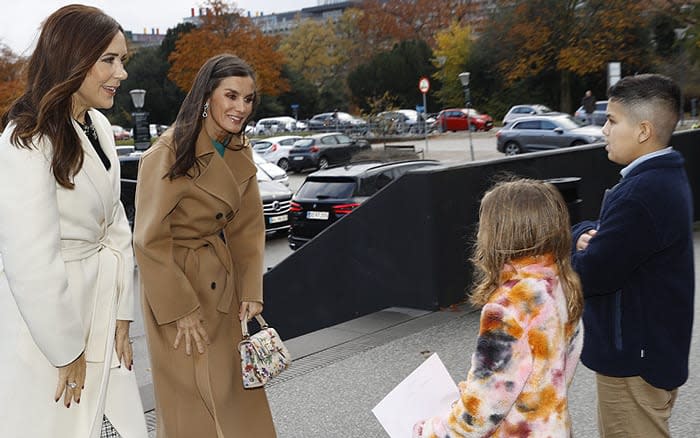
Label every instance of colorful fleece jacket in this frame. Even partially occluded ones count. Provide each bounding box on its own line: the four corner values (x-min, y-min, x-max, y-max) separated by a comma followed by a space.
415, 255, 583, 438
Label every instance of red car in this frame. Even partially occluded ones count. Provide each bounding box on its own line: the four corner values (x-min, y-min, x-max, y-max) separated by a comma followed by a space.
436, 108, 494, 132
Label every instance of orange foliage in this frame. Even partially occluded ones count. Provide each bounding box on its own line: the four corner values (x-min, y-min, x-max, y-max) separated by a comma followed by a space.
168, 1, 288, 96
356, 0, 476, 50
0, 44, 26, 117
494, 0, 647, 84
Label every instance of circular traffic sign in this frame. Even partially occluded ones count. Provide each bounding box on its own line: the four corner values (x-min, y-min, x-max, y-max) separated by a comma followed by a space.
418, 77, 430, 94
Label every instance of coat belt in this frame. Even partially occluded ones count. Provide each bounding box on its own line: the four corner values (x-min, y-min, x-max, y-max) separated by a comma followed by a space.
173, 234, 236, 314
61, 237, 122, 363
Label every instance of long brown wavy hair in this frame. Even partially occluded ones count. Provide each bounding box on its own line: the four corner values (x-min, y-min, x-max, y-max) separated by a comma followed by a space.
1, 4, 124, 189
470, 178, 583, 326
167, 54, 258, 179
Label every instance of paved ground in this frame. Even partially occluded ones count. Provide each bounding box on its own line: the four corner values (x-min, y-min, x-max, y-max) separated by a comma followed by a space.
133, 131, 700, 437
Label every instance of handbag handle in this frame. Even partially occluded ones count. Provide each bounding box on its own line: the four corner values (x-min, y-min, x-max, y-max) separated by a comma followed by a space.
241, 313, 269, 338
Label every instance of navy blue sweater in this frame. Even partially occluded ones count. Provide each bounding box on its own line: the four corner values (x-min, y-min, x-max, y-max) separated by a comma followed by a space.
572, 150, 695, 390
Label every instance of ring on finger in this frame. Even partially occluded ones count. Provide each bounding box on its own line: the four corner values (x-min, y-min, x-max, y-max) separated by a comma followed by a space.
67, 381, 78, 390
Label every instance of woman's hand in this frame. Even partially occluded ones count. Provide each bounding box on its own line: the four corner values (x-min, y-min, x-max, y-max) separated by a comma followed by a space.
239, 301, 263, 321
55, 352, 86, 408
576, 229, 597, 251
173, 308, 210, 355
115, 319, 133, 370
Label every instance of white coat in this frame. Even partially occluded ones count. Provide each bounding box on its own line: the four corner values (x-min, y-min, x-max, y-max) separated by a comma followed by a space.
0, 110, 148, 437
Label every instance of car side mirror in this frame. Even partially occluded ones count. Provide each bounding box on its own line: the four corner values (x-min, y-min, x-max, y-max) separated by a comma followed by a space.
554, 127, 564, 134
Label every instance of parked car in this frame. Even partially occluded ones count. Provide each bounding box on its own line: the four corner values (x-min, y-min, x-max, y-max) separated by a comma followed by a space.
253, 116, 304, 136
307, 111, 367, 134
436, 108, 494, 132
374, 109, 426, 134
252, 150, 289, 186
288, 159, 442, 249
502, 104, 557, 125
287, 132, 370, 172
496, 114, 605, 155
574, 100, 608, 126
258, 179, 293, 236
111, 125, 131, 141
252, 135, 303, 171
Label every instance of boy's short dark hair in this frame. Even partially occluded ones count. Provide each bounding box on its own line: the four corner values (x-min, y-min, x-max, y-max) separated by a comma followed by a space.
607, 74, 680, 144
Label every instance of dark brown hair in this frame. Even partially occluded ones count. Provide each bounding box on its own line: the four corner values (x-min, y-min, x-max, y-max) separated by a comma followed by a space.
470, 178, 583, 326
1, 4, 123, 188
168, 54, 258, 179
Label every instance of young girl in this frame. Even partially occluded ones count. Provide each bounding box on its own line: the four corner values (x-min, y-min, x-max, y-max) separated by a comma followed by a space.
413, 178, 584, 437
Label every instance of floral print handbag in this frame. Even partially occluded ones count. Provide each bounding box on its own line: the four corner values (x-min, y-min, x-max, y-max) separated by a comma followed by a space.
238, 314, 291, 389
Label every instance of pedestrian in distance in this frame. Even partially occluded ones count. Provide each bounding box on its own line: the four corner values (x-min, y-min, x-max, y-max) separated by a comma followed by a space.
582, 90, 596, 125
0, 4, 148, 437
133, 54, 276, 437
572, 73, 694, 438
413, 178, 584, 437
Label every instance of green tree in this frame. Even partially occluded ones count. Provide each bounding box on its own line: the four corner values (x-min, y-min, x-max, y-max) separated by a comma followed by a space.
348, 40, 436, 113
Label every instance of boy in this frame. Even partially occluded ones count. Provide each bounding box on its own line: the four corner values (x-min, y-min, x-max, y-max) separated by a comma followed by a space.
572, 74, 694, 437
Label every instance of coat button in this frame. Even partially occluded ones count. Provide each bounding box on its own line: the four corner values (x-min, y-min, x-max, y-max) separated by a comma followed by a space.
216, 212, 223, 219
211, 282, 216, 290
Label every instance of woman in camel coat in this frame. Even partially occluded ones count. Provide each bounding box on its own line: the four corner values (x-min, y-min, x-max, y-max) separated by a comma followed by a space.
133, 54, 275, 437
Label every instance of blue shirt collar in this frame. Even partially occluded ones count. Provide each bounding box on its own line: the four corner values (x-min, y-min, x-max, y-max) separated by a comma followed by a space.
620, 147, 674, 178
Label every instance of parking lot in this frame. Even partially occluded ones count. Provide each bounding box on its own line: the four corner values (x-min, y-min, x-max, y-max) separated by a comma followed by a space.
263, 130, 503, 268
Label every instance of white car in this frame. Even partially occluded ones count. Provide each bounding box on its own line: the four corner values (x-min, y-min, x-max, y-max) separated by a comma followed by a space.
251, 135, 303, 171
253, 116, 304, 136
253, 150, 289, 186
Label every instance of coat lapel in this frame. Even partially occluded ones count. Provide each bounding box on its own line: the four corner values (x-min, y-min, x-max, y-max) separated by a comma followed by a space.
193, 130, 252, 214
73, 113, 113, 224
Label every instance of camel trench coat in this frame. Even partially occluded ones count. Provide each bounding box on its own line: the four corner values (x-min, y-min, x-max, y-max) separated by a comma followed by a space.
133, 128, 275, 437
0, 110, 147, 437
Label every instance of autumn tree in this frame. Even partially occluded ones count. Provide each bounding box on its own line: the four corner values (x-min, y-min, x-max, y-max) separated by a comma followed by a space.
0, 43, 26, 118
490, 0, 652, 112
432, 22, 473, 108
356, 0, 476, 51
168, 0, 288, 96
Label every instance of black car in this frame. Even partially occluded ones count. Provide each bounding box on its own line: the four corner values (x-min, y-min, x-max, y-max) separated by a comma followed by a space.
287, 132, 370, 172
259, 180, 293, 235
118, 152, 293, 234
288, 159, 442, 250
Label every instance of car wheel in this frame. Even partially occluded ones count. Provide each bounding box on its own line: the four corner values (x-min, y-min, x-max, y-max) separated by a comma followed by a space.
277, 158, 289, 171
318, 156, 330, 169
504, 141, 521, 156
469, 124, 477, 132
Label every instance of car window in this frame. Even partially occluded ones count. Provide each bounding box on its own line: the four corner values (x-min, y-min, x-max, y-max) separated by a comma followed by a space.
296, 180, 356, 198
279, 138, 299, 146
514, 120, 540, 130
335, 134, 352, 144
253, 142, 271, 151
514, 107, 529, 114
294, 139, 314, 147
596, 102, 607, 111
541, 120, 558, 130
320, 136, 337, 145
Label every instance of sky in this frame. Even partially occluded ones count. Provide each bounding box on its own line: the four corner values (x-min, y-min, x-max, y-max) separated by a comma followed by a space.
0, 0, 320, 55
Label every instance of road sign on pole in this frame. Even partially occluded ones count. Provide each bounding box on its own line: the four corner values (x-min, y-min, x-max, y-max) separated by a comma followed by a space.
418, 77, 430, 94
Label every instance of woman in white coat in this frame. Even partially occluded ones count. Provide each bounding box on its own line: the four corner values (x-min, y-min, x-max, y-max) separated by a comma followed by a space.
0, 5, 147, 438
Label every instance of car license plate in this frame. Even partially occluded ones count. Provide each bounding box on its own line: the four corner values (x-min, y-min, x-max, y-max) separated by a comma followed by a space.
269, 214, 288, 224
293, 156, 304, 160
307, 211, 329, 220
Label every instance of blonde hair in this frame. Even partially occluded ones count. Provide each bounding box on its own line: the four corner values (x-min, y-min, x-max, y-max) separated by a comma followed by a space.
470, 178, 583, 325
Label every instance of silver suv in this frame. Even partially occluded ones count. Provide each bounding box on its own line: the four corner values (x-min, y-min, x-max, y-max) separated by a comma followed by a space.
497, 114, 605, 155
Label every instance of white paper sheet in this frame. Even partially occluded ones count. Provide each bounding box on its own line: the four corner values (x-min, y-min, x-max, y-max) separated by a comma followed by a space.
372, 353, 459, 438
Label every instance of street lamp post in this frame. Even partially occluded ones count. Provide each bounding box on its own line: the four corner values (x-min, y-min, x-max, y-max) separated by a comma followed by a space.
129, 89, 151, 151
458, 72, 475, 161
